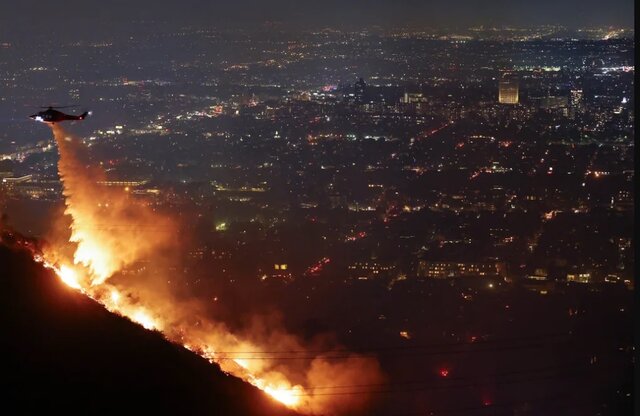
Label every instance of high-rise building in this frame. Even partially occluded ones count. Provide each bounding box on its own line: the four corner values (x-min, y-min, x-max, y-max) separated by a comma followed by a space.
498, 77, 519, 104
569, 89, 584, 118
570, 89, 583, 108
400, 92, 428, 114
354, 77, 367, 104
540, 96, 568, 110
402, 92, 425, 104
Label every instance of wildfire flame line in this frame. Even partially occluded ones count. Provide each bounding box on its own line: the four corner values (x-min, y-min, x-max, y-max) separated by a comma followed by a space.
36, 250, 308, 409
39, 125, 383, 414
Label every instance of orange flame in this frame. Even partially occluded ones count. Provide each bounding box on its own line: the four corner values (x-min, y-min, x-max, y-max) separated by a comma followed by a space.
40, 125, 383, 413
51, 124, 176, 285
57, 264, 82, 289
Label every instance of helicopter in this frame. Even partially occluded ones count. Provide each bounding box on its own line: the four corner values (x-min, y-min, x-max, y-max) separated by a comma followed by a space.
30, 106, 90, 124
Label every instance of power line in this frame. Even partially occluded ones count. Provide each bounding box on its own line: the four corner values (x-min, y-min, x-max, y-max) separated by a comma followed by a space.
281, 361, 595, 391
289, 371, 589, 397
256, 359, 630, 396
210, 349, 629, 395
212, 332, 572, 355
217, 342, 550, 360
216, 339, 616, 360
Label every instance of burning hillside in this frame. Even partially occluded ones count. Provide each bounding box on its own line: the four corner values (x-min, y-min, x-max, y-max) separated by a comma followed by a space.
0, 241, 297, 415
26, 125, 384, 415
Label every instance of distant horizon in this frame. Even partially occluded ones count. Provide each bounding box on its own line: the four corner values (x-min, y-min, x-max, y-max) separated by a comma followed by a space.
0, 0, 634, 32
0, 21, 634, 42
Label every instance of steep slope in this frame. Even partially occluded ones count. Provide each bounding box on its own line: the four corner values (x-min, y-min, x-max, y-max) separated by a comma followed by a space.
0, 244, 298, 415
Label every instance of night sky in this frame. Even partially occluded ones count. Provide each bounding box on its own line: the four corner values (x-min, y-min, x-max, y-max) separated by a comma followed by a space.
0, 0, 634, 30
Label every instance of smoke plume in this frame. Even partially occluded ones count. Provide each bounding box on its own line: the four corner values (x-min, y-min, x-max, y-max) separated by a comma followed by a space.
45, 125, 384, 415
51, 124, 176, 284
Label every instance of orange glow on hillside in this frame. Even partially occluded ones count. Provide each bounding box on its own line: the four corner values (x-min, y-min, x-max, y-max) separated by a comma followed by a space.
35, 125, 384, 413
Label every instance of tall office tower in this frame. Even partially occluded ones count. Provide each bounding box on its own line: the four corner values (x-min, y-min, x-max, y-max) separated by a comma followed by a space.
354, 77, 367, 104
570, 89, 583, 107
570, 89, 584, 115
498, 77, 519, 104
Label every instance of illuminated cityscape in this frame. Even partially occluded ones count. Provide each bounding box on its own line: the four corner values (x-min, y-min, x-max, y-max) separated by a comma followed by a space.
0, 1, 634, 415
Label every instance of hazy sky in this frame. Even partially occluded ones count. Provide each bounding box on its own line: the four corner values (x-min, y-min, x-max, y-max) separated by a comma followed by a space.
0, 0, 634, 30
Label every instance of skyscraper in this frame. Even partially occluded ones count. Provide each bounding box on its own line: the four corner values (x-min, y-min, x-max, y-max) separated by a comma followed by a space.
498, 77, 519, 104
570, 89, 584, 118
570, 89, 583, 107
354, 77, 367, 104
